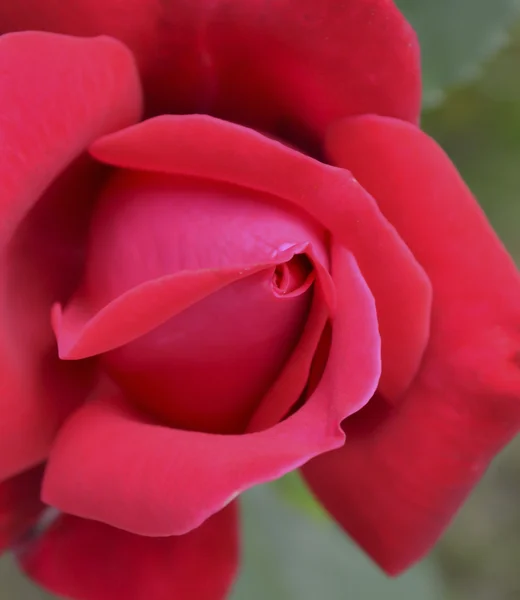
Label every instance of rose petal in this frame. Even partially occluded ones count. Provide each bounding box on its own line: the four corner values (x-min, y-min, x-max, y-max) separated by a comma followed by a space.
0, 32, 142, 480
19, 505, 238, 600
91, 114, 430, 401
54, 170, 328, 373
67, 170, 332, 433
0, 0, 213, 117
206, 0, 421, 145
54, 263, 271, 360
42, 248, 380, 536
246, 293, 329, 432
302, 115, 520, 574
98, 251, 326, 433
55, 167, 334, 432
0, 0, 420, 144
0, 466, 45, 552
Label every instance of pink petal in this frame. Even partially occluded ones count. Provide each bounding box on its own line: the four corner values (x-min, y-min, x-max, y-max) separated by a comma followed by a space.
0, 0, 421, 144
91, 115, 430, 401
302, 116, 520, 573
41, 248, 380, 536
246, 293, 329, 432
0, 32, 142, 480
0, 467, 45, 552
19, 505, 238, 600
55, 170, 330, 432
54, 262, 273, 360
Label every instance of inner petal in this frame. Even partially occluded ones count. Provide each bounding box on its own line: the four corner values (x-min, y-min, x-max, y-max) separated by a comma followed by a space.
78, 170, 327, 434
272, 254, 314, 297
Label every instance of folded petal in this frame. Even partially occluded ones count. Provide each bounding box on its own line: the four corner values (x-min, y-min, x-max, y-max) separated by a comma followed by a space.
0, 467, 45, 552
91, 115, 430, 401
41, 248, 380, 536
0, 0, 421, 144
0, 32, 142, 480
302, 116, 520, 574
54, 263, 271, 360
19, 505, 238, 600
246, 293, 329, 432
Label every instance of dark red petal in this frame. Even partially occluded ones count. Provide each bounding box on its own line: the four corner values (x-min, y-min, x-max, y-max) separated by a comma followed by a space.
91, 115, 430, 401
0, 0, 421, 143
206, 0, 421, 143
19, 505, 238, 600
0, 32, 142, 481
0, 0, 211, 117
302, 116, 520, 574
246, 293, 329, 432
0, 467, 45, 552
41, 248, 380, 536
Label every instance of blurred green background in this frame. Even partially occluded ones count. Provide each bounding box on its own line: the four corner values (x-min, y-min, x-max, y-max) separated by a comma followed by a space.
2, 2, 520, 599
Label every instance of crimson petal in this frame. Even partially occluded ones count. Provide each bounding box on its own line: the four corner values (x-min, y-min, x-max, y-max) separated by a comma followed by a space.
19, 505, 238, 600
0, 32, 142, 480
206, 0, 421, 142
54, 262, 274, 360
302, 115, 520, 573
0, 0, 421, 142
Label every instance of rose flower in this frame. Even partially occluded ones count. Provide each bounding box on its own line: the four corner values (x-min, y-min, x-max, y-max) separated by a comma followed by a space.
0, 2, 519, 599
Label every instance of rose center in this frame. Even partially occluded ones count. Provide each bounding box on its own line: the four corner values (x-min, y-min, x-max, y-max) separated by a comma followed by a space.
76, 169, 326, 434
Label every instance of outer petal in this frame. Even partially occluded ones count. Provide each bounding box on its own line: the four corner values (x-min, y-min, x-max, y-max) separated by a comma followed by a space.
0, 0, 421, 142
91, 115, 431, 401
302, 116, 520, 573
0, 467, 45, 552
0, 32, 142, 480
0, 0, 209, 117
41, 249, 380, 536
206, 0, 421, 143
19, 505, 238, 600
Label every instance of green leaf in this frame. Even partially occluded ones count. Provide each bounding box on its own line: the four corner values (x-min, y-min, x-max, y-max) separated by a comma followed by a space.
395, 0, 520, 108
271, 470, 328, 520
230, 484, 445, 600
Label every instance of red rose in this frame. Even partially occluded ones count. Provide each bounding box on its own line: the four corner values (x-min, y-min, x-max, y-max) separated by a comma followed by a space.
0, 2, 519, 599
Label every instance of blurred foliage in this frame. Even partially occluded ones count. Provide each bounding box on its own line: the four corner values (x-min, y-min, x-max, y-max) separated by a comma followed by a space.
0, 557, 51, 600
396, 0, 520, 108
230, 485, 444, 600
421, 23, 520, 261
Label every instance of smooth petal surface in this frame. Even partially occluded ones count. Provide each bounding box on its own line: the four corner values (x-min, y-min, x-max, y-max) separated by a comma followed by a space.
0, 32, 142, 480
91, 115, 430, 401
303, 116, 520, 573
57, 170, 328, 433
42, 249, 380, 536
54, 263, 272, 360
19, 504, 238, 600
0, 467, 45, 552
246, 294, 329, 432
206, 0, 421, 144
0, 0, 421, 143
